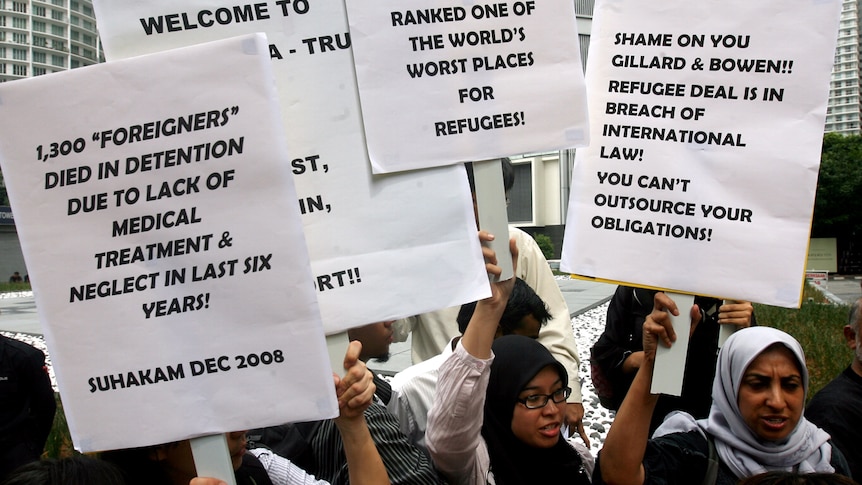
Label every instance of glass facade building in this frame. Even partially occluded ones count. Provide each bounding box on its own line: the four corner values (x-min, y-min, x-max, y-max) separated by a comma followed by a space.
0, 0, 102, 83
825, 0, 862, 134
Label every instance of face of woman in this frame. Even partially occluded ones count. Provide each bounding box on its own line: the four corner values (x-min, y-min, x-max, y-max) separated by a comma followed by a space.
737, 346, 804, 442
511, 365, 566, 448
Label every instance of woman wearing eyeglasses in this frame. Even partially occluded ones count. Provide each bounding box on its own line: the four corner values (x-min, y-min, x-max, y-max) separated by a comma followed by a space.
425, 236, 593, 485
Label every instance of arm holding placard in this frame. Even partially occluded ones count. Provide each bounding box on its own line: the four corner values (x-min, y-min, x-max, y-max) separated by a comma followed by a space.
426, 238, 518, 483
590, 286, 649, 411
474, 158, 586, 440
332, 341, 390, 485
244, 341, 387, 485
596, 292, 700, 485
459, 235, 518, 359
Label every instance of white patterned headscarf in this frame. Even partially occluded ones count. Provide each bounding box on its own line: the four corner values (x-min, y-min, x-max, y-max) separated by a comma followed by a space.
656, 327, 833, 479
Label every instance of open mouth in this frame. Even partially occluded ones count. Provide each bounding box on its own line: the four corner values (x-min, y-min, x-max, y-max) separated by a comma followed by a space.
761, 416, 788, 430
539, 423, 561, 437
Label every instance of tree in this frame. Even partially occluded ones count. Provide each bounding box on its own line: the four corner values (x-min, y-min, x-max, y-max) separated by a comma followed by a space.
811, 133, 862, 239
533, 233, 555, 260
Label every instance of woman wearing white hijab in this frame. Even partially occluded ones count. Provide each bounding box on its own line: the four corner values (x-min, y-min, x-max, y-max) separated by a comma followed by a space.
595, 293, 851, 485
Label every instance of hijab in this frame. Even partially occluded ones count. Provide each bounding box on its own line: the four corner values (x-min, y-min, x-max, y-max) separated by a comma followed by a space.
482, 335, 589, 485
655, 326, 833, 479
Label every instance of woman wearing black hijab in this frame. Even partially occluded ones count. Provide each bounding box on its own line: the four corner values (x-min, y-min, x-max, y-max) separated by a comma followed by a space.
483, 335, 591, 484
426, 235, 592, 484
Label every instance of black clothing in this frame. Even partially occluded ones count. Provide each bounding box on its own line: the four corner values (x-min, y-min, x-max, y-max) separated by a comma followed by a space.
806, 366, 862, 480
235, 453, 274, 485
0, 336, 56, 481
103, 444, 274, 485
592, 430, 852, 485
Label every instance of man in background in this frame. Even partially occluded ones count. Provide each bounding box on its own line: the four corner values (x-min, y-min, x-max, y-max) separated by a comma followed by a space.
806, 296, 862, 479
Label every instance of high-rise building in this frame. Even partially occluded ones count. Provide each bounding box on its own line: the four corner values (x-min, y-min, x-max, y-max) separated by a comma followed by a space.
0, 0, 103, 83
825, 0, 862, 134
0, 0, 103, 277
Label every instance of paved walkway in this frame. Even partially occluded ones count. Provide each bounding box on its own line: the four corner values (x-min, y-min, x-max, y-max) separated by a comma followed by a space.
813, 275, 862, 305
0, 291, 40, 334
557, 277, 618, 317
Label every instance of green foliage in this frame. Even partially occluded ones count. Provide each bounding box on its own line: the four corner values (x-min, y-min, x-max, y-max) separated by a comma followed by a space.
0, 282, 31, 293
753, 284, 851, 398
533, 233, 555, 260
44, 394, 76, 458
813, 133, 862, 238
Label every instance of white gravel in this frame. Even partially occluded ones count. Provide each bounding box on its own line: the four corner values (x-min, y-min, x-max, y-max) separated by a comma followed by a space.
570, 301, 614, 455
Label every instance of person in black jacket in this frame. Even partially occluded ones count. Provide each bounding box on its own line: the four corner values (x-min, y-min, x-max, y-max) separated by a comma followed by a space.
806, 296, 862, 480
0, 335, 56, 481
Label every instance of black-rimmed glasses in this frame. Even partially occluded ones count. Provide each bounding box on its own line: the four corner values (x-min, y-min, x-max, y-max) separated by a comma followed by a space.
516, 387, 571, 409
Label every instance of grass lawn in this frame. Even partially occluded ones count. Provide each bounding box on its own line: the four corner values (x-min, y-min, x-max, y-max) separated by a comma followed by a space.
754, 283, 853, 398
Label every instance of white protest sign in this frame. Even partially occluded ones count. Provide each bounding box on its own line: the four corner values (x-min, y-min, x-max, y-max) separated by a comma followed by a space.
93, 0, 490, 333
345, 0, 590, 173
0, 34, 336, 452
561, 0, 841, 308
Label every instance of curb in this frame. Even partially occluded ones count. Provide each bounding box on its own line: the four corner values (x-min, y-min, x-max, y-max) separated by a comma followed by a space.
816, 286, 846, 305
570, 295, 613, 318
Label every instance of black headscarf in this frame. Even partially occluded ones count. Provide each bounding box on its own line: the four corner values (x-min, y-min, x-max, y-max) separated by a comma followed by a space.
483, 335, 590, 485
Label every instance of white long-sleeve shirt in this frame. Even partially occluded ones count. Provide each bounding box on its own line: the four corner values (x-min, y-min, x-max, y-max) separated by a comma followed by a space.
249, 447, 330, 485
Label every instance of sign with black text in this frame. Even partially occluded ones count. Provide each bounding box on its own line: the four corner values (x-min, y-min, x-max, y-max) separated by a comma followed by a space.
560, 0, 841, 308
346, 0, 589, 173
0, 35, 335, 451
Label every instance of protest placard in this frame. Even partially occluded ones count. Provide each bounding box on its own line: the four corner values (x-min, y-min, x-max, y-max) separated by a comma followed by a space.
560, 0, 841, 308
93, 0, 490, 334
345, 0, 590, 173
0, 34, 336, 452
